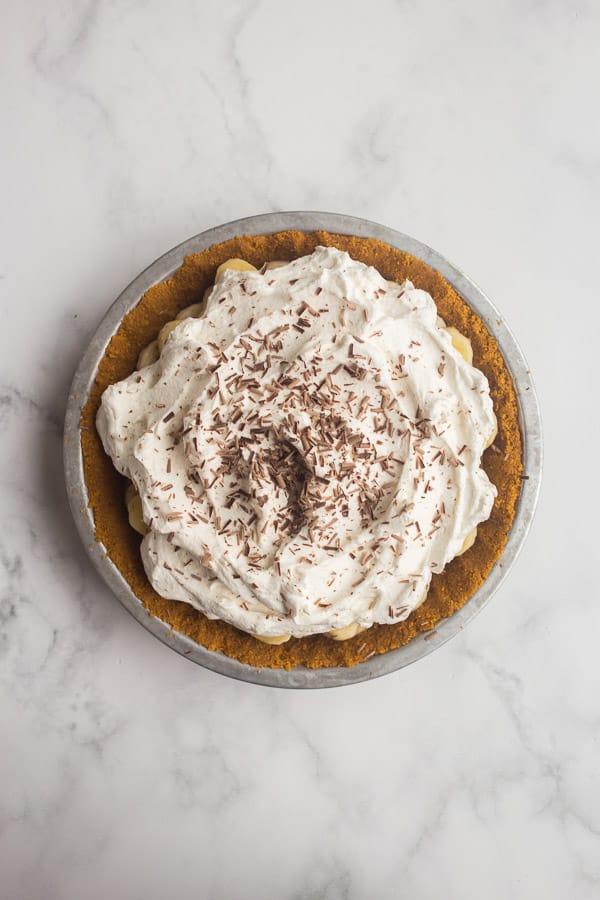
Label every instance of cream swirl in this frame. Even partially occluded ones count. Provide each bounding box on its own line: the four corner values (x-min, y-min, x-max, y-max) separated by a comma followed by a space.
97, 247, 497, 637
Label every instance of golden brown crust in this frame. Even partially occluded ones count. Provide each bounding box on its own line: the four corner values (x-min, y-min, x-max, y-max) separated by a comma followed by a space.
81, 230, 523, 669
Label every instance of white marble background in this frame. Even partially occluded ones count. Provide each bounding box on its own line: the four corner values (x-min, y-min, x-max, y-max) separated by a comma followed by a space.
1, 1, 598, 897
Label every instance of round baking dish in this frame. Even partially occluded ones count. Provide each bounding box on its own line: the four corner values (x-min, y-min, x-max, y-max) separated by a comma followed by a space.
64, 212, 542, 688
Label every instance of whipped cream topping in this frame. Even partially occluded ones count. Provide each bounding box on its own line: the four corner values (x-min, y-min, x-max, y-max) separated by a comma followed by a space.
97, 247, 497, 637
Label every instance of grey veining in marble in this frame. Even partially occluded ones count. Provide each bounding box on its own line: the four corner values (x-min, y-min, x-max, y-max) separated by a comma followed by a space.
1, 1, 599, 898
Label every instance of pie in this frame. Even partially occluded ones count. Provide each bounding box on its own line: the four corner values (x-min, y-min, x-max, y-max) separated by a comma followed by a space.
81, 230, 522, 669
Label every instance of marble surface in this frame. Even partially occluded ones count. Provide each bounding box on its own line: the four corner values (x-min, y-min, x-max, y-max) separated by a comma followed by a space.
1, 1, 598, 897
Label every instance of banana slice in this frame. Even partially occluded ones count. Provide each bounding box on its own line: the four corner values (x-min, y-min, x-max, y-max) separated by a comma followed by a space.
327, 623, 365, 641
137, 340, 159, 370
457, 527, 477, 556
485, 415, 498, 449
176, 302, 205, 321
446, 326, 473, 365
157, 319, 179, 351
125, 483, 149, 536
215, 258, 257, 281
254, 633, 291, 645
265, 260, 289, 270
444, 326, 496, 446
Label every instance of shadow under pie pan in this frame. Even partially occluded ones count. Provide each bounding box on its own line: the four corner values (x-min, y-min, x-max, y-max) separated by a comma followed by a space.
64, 212, 542, 688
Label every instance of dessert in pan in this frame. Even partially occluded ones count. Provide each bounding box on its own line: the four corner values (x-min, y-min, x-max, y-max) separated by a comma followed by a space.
82, 231, 522, 669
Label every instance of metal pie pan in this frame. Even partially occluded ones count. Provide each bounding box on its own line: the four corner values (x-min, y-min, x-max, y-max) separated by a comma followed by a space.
64, 212, 542, 688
